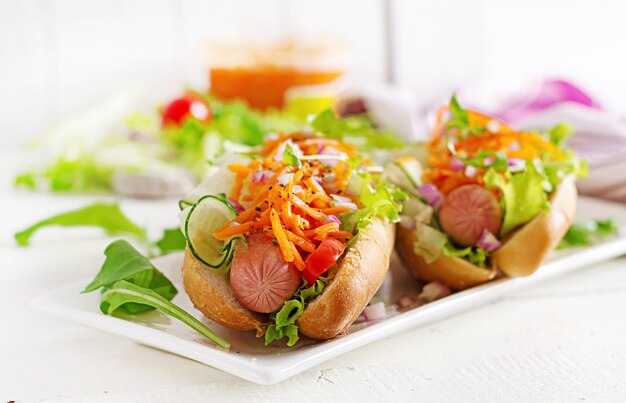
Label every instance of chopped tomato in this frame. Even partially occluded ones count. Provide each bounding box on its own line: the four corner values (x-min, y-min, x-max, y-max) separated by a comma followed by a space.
162, 94, 211, 127
302, 239, 345, 285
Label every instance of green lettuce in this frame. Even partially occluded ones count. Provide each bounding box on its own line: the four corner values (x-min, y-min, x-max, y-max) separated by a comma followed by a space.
558, 218, 619, 249
265, 279, 326, 346
311, 109, 405, 150
484, 161, 549, 235
443, 242, 488, 267
354, 177, 408, 232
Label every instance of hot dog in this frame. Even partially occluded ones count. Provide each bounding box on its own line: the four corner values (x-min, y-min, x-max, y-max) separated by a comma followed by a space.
230, 233, 301, 313
391, 95, 583, 290
179, 131, 403, 345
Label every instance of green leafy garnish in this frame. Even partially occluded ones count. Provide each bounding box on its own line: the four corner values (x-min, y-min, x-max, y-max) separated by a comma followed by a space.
447, 94, 469, 130
311, 110, 405, 150
15, 203, 145, 246
83, 240, 177, 311
484, 162, 549, 235
283, 143, 302, 169
100, 280, 229, 349
354, 177, 408, 231
558, 219, 619, 249
443, 243, 488, 267
84, 240, 229, 349
155, 228, 187, 255
547, 123, 573, 147
265, 279, 326, 346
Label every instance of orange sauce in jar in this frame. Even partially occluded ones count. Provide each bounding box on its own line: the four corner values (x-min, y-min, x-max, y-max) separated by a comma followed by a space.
210, 67, 342, 110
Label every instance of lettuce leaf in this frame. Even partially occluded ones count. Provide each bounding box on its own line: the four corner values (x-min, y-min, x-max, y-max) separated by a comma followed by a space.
484, 161, 549, 235
558, 218, 619, 249
354, 176, 408, 232
443, 243, 488, 267
311, 110, 405, 150
265, 279, 326, 346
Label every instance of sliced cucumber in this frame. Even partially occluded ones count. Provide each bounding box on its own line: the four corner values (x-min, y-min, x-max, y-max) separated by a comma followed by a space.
181, 194, 239, 271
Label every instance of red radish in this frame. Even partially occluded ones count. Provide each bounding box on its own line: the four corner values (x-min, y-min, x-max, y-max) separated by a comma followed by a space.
439, 184, 502, 246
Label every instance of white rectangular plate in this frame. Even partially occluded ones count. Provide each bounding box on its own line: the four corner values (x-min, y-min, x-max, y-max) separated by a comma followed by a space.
32, 196, 626, 385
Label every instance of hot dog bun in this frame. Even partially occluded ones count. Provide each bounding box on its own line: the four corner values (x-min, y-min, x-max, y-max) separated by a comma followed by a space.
182, 250, 268, 337
181, 218, 395, 340
397, 175, 577, 289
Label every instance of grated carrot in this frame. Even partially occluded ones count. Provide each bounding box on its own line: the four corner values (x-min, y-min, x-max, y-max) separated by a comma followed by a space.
270, 208, 294, 262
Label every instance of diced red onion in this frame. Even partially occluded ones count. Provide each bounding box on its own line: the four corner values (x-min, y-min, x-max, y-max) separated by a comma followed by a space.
417, 184, 443, 209
313, 175, 323, 185
331, 194, 358, 211
317, 144, 325, 154
507, 158, 526, 172
450, 157, 466, 172
464, 165, 477, 178
252, 170, 274, 183
324, 215, 342, 225
476, 228, 501, 251
323, 172, 337, 183
418, 281, 452, 302
227, 198, 244, 213
362, 302, 386, 322
487, 120, 501, 133
277, 173, 294, 186
508, 141, 521, 151
399, 215, 416, 230
483, 156, 495, 166
395, 294, 417, 308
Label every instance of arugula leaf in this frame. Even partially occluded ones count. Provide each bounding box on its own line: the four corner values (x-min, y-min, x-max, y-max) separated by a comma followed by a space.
265, 279, 325, 346
283, 143, 302, 168
558, 218, 619, 249
83, 240, 176, 314
155, 228, 187, 254
100, 280, 229, 349
311, 110, 405, 150
484, 162, 549, 235
15, 203, 145, 246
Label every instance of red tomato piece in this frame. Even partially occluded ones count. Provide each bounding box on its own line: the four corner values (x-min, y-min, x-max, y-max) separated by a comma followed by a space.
302, 239, 345, 285
162, 94, 211, 127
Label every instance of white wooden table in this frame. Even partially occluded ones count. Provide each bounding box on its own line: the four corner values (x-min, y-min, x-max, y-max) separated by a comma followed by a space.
2, 151, 626, 402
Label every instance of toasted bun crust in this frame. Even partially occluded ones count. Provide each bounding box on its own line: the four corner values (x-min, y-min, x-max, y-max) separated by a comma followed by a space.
181, 218, 395, 340
396, 224, 497, 290
397, 175, 577, 289
492, 175, 577, 277
297, 218, 395, 339
181, 250, 267, 337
